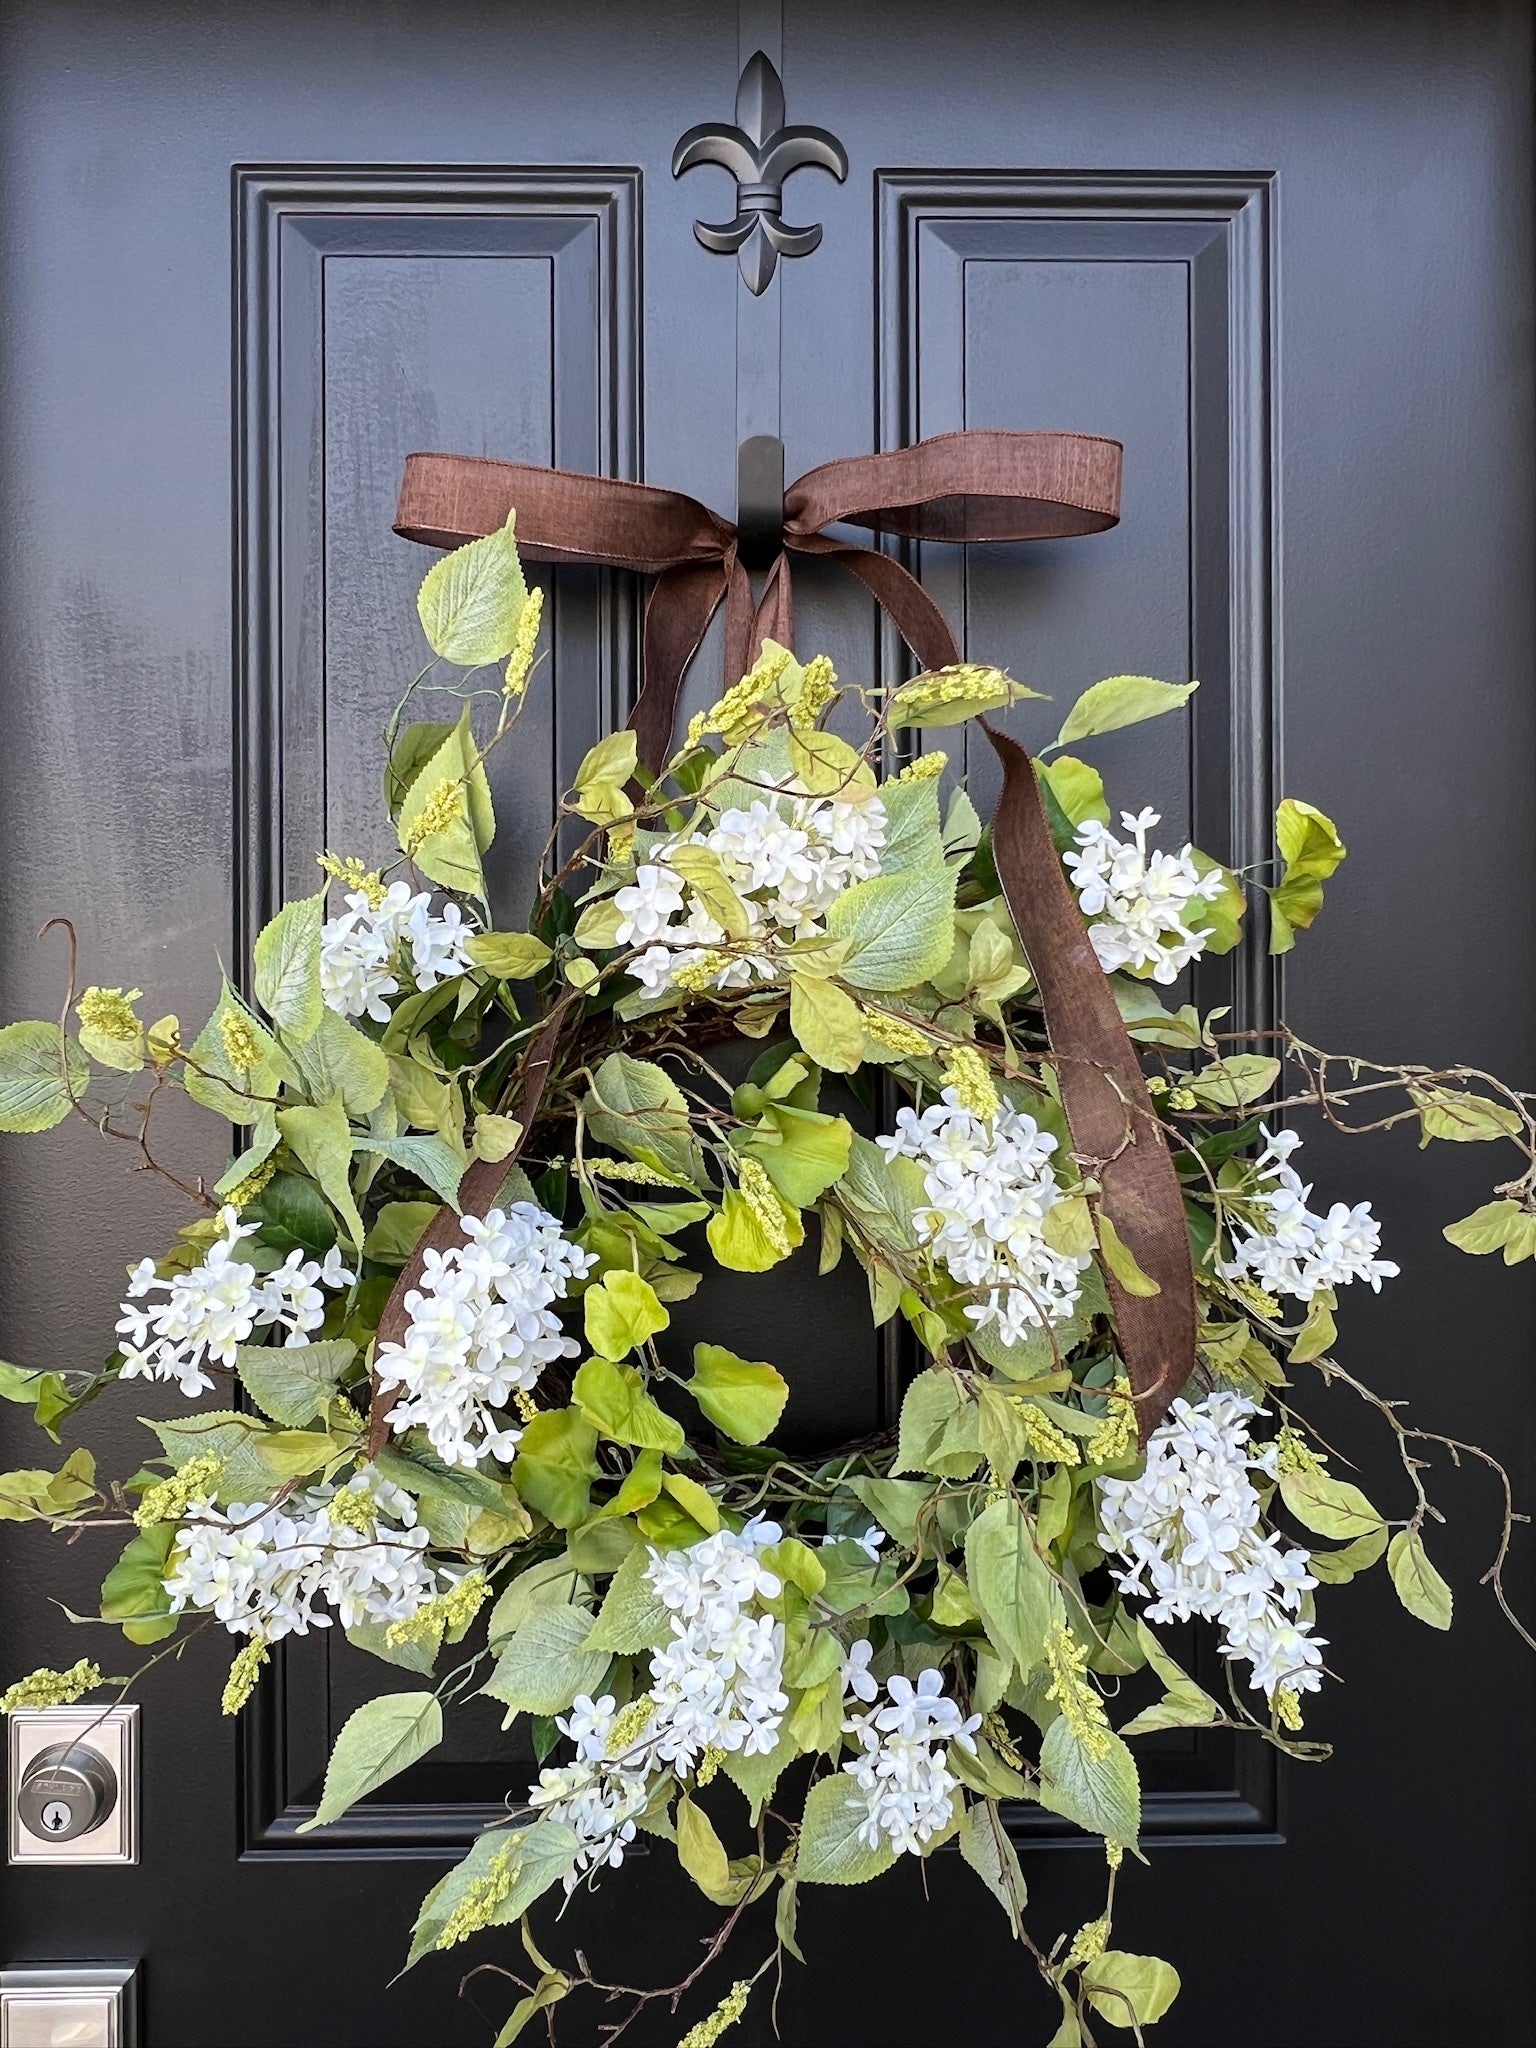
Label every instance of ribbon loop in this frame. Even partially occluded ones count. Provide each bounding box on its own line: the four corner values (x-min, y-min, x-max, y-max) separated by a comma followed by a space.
392, 426, 1200, 1437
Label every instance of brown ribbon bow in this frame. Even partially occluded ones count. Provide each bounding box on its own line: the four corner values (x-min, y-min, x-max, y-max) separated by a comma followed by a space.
388, 429, 1196, 1441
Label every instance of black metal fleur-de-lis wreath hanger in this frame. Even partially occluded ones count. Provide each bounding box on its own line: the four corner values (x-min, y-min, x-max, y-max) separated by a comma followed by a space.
672, 50, 849, 295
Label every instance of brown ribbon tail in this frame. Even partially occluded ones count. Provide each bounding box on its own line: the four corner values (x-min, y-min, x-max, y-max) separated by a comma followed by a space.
794, 536, 963, 672
631, 560, 734, 777
982, 720, 1198, 1439
365, 1009, 568, 1460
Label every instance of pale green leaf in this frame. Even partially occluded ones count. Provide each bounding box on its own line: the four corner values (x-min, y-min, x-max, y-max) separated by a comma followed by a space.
417, 508, 529, 665
364, 1200, 440, 1264
676, 1795, 732, 1898
1055, 675, 1198, 749
586, 1052, 704, 1186
965, 1496, 1058, 1677
1097, 1213, 1161, 1297
958, 1799, 1028, 1938
572, 1356, 684, 1452
513, 1407, 599, 1528
1084, 1952, 1181, 2029
237, 1338, 355, 1427
789, 975, 867, 1073
0, 1021, 89, 1133
287, 1008, 391, 1117
588, 1543, 673, 1654
276, 1098, 365, 1248
467, 930, 553, 979
482, 1604, 608, 1716
298, 1691, 442, 1832
253, 891, 326, 1041
740, 1104, 853, 1208
352, 1133, 466, 1210
1410, 1086, 1524, 1145
1038, 1718, 1141, 1846
1443, 1199, 1525, 1256
795, 1773, 898, 1885
582, 1269, 669, 1361
827, 865, 958, 993
1269, 798, 1345, 953
1278, 1467, 1384, 1543
687, 1343, 788, 1445
1387, 1528, 1453, 1629
395, 708, 496, 895
1186, 1056, 1280, 1110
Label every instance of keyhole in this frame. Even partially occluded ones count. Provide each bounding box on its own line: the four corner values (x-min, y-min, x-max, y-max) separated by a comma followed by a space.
41, 1800, 72, 1832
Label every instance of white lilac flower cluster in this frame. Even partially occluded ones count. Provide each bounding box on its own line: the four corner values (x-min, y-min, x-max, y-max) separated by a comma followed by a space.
639, 1518, 789, 1769
1098, 1391, 1323, 1699
839, 1642, 980, 1855
527, 1521, 789, 1890
320, 881, 474, 1023
1062, 806, 1226, 985
162, 1473, 439, 1641
616, 778, 888, 999
1220, 1126, 1399, 1304
373, 1205, 595, 1469
527, 1693, 652, 1891
878, 1091, 1090, 1342
116, 1207, 353, 1399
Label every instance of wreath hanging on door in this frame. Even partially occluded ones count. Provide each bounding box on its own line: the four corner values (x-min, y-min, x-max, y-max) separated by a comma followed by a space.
1, 500, 1532, 2046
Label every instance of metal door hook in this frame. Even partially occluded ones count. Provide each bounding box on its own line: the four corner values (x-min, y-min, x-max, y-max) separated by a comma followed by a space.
736, 434, 785, 571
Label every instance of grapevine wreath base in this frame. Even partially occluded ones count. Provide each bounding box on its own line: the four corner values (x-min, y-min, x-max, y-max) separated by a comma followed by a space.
2, 489, 1534, 2048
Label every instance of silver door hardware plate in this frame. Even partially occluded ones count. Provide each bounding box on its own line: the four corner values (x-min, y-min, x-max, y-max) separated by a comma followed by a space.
0, 1964, 139, 2047
7, 1707, 138, 1866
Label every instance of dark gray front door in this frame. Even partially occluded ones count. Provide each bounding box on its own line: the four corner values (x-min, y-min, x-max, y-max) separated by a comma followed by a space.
1, 5, 1532, 2043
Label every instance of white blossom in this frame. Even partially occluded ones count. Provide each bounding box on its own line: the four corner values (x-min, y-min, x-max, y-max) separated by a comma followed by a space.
163, 1473, 438, 1640
617, 779, 887, 998
1220, 1126, 1399, 1303
838, 1647, 979, 1855
528, 1693, 653, 1890
877, 1091, 1089, 1341
373, 1204, 595, 1468
631, 1519, 789, 1774
1063, 807, 1226, 985
116, 1208, 353, 1398
320, 882, 473, 1021
1098, 1391, 1324, 1698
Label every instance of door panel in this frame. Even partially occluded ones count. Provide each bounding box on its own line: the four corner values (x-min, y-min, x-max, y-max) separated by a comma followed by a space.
1, 3, 1532, 2044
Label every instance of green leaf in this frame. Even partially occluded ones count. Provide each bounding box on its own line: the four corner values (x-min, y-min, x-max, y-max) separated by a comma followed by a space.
588, 1543, 673, 1654
396, 708, 496, 896
486, 1557, 585, 1649
298, 1691, 442, 1832
0, 1021, 89, 1133
406, 1819, 580, 1968
1443, 1199, 1526, 1256
706, 1187, 803, 1272
1269, 798, 1346, 953
1186, 849, 1247, 955
277, 1097, 365, 1248
467, 931, 553, 980
482, 1605, 608, 1716
253, 891, 326, 1042
237, 1339, 356, 1426
1387, 1529, 1453, 1629
965, 1496, 1058, 1677
687, 1343, 788, 1445
959, 1800, 1028, 1939
788, 976, 867, 1073
1410, 1086, 1524, 1145
573, 1356, 683, 1453
351, 1133, 467, 1210
742, 1105, 853, 1209
889, 665, 1040, 729
417, 507, 529, 665
1305, 1524, 1390, 1585
100, 1523, 177, 1644
582, 1269, 669, 1361
1084, 1952, 1181, 2030
253, 1428, 336, 1477
664, 842, 750, 937
1038, 1718, 1141, 1846
184, 981, 294, 1126
513, 1407, 600, 1528
1096, 1213, 1161, 1298
570, 731, 639, 826
827, 865, 958, 993
878, 775, 947, 875
895, 1370, 981, 1480
492, 1969, 571, 2047
586, 1053, 704, 1187
364, 1200, 441, 1264
676, 1795, 733, 1899
1186, 1056, 1280, 1110
287, 1009, 390, 1118
795, 1773, 898, 1885
1278, 1467, 1385, 1543
1039, 755, 1110, 830
1054, 675, 1198, 749
0, 1359, 70, 1440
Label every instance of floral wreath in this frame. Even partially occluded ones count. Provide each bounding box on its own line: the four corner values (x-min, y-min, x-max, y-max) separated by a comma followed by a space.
2, 509, 1532, 2048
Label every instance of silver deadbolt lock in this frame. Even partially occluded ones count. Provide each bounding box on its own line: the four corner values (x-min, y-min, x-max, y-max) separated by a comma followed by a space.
16, 1739, 118, 1843
7, 1706, 138, 1865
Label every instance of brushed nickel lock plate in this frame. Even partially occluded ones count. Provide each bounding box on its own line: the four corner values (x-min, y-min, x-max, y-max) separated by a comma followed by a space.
0, 1964, 139, 2047
7, 1707, 138, 1866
